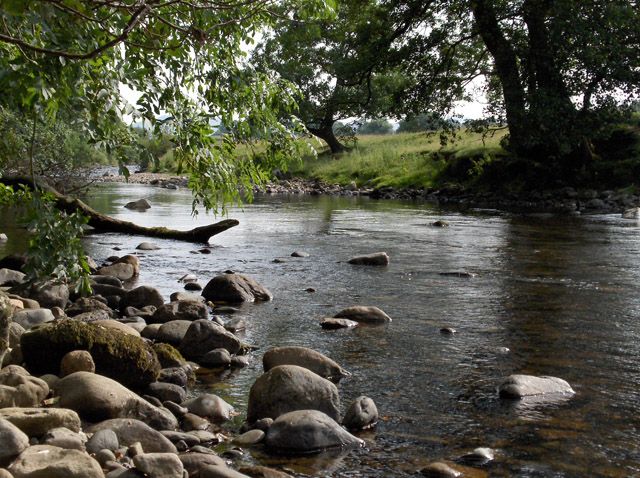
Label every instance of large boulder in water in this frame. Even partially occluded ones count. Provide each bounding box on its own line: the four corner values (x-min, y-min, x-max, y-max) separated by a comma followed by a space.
124, 198, 151, 210
21, 319, 160, 390
265, 410, 363, 454
498, 374, 574, 399
179, 319, 242, 360
151, 300, 208, 324
247, 365, 340, 423
334, 306, 392, 324
54, 372, 178, 430
120, 285, 164, 310
201, 273, 272, 303
262, 346, 350, 382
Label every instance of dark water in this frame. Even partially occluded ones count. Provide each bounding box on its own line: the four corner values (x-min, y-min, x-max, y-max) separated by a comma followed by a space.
3, 183, 640, 477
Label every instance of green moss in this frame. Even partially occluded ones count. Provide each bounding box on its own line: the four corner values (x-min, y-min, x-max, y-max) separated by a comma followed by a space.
21, 319, 160, 391
152, 342, 186, 368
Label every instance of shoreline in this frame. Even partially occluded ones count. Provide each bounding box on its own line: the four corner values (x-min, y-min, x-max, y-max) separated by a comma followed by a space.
96, 172, 639, 215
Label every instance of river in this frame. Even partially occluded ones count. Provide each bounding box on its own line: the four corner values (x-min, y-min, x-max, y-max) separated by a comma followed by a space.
2, 182, 640, 477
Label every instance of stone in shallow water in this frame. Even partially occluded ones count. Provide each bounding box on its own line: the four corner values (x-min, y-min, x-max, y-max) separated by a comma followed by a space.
201, 273, 272, 303
347, 252, 389, 266
498, 374, 574, 399
334, 306, 392, 324
319, 318, 358, 329
342, 396, 378, 431
262, 346, 350, 381
136, 242, 161, 251
420, 462, 462, 477
291, 251, 310, 257
124, 199, 151, 210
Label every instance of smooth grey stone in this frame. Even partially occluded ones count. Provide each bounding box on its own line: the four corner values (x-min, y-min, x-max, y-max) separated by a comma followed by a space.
87, 429, 119, 453
498, 374, 574, 399
347, 252, 389, 266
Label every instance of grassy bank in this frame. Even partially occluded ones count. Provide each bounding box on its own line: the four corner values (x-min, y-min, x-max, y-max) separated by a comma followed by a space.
291, 130, 507, 190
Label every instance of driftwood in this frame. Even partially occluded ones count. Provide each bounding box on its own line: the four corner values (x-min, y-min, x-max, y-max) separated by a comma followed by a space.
2, 176, 239, 243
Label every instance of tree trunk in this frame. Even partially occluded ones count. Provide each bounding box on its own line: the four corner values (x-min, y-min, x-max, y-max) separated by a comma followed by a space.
309, 125, 347, 154
2, 176, 239, 243
471, 0, 530, 156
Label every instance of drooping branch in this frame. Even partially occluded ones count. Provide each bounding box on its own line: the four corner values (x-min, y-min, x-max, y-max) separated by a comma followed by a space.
2, 176, 238, 243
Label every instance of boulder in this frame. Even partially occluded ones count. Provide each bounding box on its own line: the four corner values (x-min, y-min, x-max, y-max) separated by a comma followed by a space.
113, 255, 140, 275
60, 350, 95, 376
0, 407, 81, 436
334, 306, 392, 324
201, 466, 251, 478
232, 429, 264, 446
347, 252, 389, 266
66, 297, 114, 318
262, 346, 350, 382
201, 273, 272, 303
237, 466, 293, 478
12, 280, 69, 309
622, 207, 640, 219
153, 344, 187, 368
120, 286, 164, 311
41, 427, 87, 450
90, 283, 126, 299
0, 269, 25, 286
158, 367, 193, 388
86, 418, 177, 453
90, 275, 123, 288
21, 319, 160, 390
9, 445, 103, 478
147, 382, 186, 404
151, 301, 208, 324
290, 251, 309, 258
125, 199, 151, 210
200, 348, 232, 368
98, 263, 136, 281
247, 365, 340, 423
170, 292, 204, 303
343, 396, 378, 430
420, 462, 462, 477
93, 319, 141, 337
133, 453, 184, 478
136, 242, 161, 251
498, 374, 575, 399
178, 453, 225, 477
319, 318, 358, 329
0, 366, 49, 407
265, 410, 363, 454
156, 320, 192, 345
86, 428, 119, 453
11, 308, 55, 330
0, 417, 29, 465
55, 372, 178, 430
141, 323, 162, 340
183, 394, 234, 422
179, 320, 242, 360
71, 309, 112, 323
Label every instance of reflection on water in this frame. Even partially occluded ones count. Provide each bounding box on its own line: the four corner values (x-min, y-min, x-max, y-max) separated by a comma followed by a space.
2, 183, 640, 477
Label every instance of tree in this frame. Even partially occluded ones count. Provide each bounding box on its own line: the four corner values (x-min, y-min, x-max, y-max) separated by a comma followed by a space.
253, 0, 431, 153
397, 113, 443, 133
395, 0, 640, 181
358, 119, 394, 135
0, 0, 334, 209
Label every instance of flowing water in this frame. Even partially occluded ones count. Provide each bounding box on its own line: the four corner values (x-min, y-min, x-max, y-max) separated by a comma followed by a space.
2, 182, 640, 477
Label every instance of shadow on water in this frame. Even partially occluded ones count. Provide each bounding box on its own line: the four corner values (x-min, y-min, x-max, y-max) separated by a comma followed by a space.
2, 183, 640, 477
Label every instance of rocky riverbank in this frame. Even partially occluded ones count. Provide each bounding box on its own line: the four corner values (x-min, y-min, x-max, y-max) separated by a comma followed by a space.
96, 171, 640, 215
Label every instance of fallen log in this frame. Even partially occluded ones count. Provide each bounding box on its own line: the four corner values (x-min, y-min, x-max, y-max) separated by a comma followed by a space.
1, 176, 239, 243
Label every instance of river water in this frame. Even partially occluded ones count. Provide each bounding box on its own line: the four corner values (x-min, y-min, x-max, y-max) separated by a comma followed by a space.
2, 182, 640, 477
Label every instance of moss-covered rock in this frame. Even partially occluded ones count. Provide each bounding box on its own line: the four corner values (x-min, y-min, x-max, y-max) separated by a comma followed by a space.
152, 343, 186, 368
21, 319, 160, 391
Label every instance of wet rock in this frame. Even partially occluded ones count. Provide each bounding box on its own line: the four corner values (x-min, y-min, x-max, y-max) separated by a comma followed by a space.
347, 252, 389, 266
185, 282, 203, 291
431, 220, 449, 227
201, 466, 251, 478
0, 417, 29, 465
0, 366, 49, 407
0, 407, 81, 436
72, 309, 112, 323
60, 350, 96, 376
133, 453, 184, 478
178, 453, 226, 477
86, 429, 119, 453
0, 233, 7, 241
120, 286, 164, 310
156, 320, 192, 346
87, 419, 177, 453
21, 319, 160, 390
151, 300, 209, 324
440, 327, 456, 335
136, 242, 160, 251
461, 447, 494, 465
305, 287, 316, 293
158, 367, 193, 388
170, 291, 204, 302
334, 306, 392, 324
224, 318, 246, 333
237, 466, 293, 478
233, 429, 265, 446
231, 355, 250, 368
200, 348, 232, 368
201, 273, 272, 303
125, 199, 151, 210
0, 268, 25, 286
12, 308, 55, 330
41, 427, 87, 450
55, 372, 178, 430
498, 374, 574, 399
439, 271, 476, 278
420, 462, 462, 477
9, 445, 103, 478
622, 207, 640, 219
148, 382, 186, 404
343, 396, 378, 430
291, 251, 310, 257
98, 263, 136, 281
265, 410, 363, 454
262, 346, 350, 381
90, 275, 123, 288
181, 413, 210, 431
247, 365, 340, 423
319, 318, 358, 329
183, 394, 234, 422
179, 319, 242, 360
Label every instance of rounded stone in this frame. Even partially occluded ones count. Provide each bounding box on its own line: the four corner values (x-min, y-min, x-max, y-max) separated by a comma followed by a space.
60, 350, 96, 377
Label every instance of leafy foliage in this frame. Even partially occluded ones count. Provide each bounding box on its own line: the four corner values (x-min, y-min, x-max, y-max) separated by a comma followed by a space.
358, 119, 394, 135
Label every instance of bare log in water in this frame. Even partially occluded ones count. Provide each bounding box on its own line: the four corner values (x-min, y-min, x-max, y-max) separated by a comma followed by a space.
1, 176, 239, 243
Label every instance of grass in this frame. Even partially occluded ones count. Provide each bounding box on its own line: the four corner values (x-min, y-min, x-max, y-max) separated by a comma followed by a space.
291, 129, 507, 189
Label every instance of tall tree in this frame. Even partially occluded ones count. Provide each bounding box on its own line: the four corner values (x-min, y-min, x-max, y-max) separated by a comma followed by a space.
253, 0, 432, 153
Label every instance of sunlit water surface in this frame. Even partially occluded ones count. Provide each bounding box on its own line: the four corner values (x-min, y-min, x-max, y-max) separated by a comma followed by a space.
3, 182, 640, 477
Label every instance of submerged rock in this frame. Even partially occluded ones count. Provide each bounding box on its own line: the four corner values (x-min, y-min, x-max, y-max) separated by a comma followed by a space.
347, 252, 389, 266
498, 374, 574, 399
179, 319, 242, 360
125, 198, 151, 210
420, 462, 462, 477
343, 396, 378, 431
247, 365, 340, 423
133, 452, 184, 478
201, 273, 272, 303
262, 346, 350, 381
334, 306, 392, 324
319, 318, 358, 329
265, 410, 363, 454
151, 300, 209, 324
